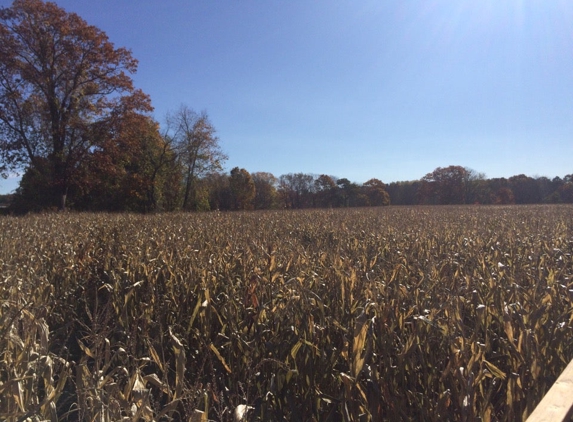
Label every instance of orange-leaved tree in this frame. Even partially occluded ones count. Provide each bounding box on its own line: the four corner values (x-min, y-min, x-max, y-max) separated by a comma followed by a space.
76, 112, 181, 212
0, 0, 151, 210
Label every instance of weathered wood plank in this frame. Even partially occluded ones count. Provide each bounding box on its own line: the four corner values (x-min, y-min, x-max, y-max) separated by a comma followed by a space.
526, 359, 573, 422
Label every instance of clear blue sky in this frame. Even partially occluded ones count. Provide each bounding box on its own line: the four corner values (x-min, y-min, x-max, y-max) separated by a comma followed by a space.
1, 0, 572, 194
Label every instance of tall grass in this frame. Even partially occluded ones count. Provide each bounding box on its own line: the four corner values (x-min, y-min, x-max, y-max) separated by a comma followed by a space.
1, 205, 572, 421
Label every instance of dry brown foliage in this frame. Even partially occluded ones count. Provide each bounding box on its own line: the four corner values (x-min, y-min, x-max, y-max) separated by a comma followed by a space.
1, 205, 572, 421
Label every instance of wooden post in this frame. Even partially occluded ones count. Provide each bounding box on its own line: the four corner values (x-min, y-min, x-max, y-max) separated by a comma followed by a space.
526, 358, 573, 422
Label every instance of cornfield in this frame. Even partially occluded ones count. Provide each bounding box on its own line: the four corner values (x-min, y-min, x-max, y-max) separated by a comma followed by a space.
1, 205, 572, 421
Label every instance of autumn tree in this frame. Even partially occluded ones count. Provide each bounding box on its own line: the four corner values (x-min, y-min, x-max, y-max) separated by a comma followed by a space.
166, 105, 226, 211
229, 167, 255, 210
536, 176, 556, 203
362, 178, 390, 206
386, 181, 421, 205
9, 157, 54, 212
508, 174, 541, 204
204, 171, 232, 210
252, 171, 277, 209
558, 183, 573, 203
420, 165, 469, 205
467, 178, 492, 204
11, 112, 181, 212
0, 0, 151, 210
277, 173, 316, 208
314, 174, 337, 207
74, 113, 180, 212
493, 187, 515, 205
462, 168, 488, 204
186, 176, 213, 211
277, 174, 296, 208
336, 178, 363, 207
555, 175, 573, 203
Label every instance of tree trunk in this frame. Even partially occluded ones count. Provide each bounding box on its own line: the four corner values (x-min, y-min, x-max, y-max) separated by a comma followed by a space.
60, 190, 67, 211
53, 154, 68, 211
183, 171, 192, 210
182, 160, 197, 211
58, 181, 68, 211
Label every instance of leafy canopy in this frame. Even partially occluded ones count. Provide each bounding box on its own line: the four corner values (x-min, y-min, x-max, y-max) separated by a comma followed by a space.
0, 0, 151, 208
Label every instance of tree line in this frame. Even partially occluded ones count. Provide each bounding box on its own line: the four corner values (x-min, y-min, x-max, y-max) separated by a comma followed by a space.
388, 165, 573, 206
4, 159, 573, 213
0, 0, 390, 213
0, 1, 570, 214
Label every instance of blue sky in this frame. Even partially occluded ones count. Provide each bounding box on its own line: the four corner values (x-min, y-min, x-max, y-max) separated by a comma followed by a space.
1, 0, 572, 194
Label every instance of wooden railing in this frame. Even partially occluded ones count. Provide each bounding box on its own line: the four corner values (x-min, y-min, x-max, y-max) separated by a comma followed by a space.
526, 358, 573, 422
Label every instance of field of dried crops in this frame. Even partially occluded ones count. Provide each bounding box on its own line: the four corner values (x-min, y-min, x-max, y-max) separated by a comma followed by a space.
1, 205, 572, 421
